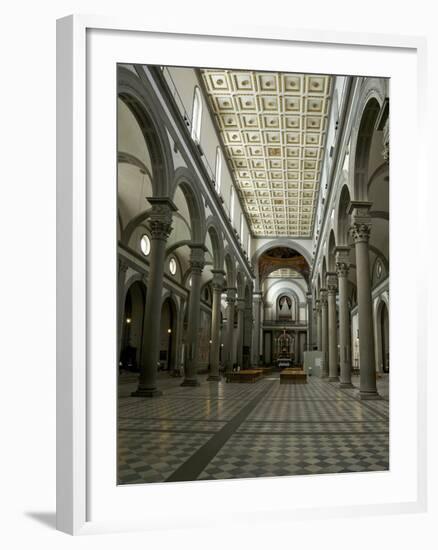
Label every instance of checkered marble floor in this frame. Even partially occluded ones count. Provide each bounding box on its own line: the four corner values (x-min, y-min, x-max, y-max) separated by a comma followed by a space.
118, 372, 389, 484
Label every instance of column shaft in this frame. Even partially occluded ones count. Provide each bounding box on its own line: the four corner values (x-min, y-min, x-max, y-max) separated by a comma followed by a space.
327, 274, 338, 382
133, 200, 175, 397
349, 206, 380, 399
225, 289, 236, 373
320, 290, 328, 377
181, 246, 206, 387
252, 296, 261, 365
336, 251, 353, 388
207, 270, 224, 381
294, 331, 300, 364
236, 300, 245, 369
306, 294, 313, 351
117, 259, 129, 363
316, 300, 322, 351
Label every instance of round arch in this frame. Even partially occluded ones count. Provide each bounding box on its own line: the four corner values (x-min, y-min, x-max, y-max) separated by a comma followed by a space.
224, 248, 236, 288
251, 238, 312, 269
335, 184, 352, 246
120, 277, 147, 371
172, 167, 206, 243
373, 295, 390, 373
118, 67, 174, 197
326, 229, 337, 272
275, 289, 300, 321
159, 293, 179, 371
321, 256, 328, 288
205, 216, 225, 270
349, 80, 386, 201
236, 270, 245, 299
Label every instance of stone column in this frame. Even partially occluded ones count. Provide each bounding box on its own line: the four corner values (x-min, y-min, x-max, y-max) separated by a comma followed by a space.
207, 269, 225, 381
224, 288, 237, 373
132, 198, 176, 397
252, 293, 262, 365
315, 299, 322, 351
349, 201, 380, 399
236, 299, 245, 369
244, 306, 253, 369
306, 292, 313, 351
181, 244, 206, 387
326, 272, 339, 382
117, 258, 129, 362
335, 246, 353, 388
294, 331, 300, 364
320, 289, 328, 377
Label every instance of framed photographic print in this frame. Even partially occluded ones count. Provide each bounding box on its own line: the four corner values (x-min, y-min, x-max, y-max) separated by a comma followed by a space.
56, 15, 427, 535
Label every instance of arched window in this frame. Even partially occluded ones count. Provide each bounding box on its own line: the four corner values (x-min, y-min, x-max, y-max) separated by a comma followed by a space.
247, 234, 251, 258
229, 186, 235, 224
191, 87, 202, 144
240, 214, 244, 242
215, 147, 222, 192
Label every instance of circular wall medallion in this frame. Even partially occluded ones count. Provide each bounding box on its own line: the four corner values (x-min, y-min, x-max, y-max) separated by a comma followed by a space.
140, 234, 151, 256
377, 261, 382, 279
169, 257, 177, 276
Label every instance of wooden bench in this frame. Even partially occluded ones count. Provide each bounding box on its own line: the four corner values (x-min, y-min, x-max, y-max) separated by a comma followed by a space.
280, 369, 307, 384
225, 369, 263, 383
257, 367, 273, 376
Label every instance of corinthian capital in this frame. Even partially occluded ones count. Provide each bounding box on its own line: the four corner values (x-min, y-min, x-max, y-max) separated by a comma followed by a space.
326, 272, 338, 294
348, 200, 372, 244
350, 222, 371, 244
147, 197, 177, 241
319, 288, 328, 307
336, 261, 350, 278
226, 287, 237, 305
211, 269, 226, 292
189, 244, 207, 274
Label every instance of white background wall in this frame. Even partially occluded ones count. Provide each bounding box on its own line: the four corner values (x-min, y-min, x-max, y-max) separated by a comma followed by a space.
0, 1, 436, 549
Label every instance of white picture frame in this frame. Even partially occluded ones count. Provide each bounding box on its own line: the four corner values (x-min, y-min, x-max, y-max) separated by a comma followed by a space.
56, 15, 428, 535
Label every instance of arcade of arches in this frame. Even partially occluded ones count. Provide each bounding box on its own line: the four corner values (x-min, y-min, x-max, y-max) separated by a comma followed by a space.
117, 65, 389, 484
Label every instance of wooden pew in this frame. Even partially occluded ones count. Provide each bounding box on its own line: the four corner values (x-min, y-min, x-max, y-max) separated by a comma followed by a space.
280, 368, 307, 384
225, 369, 263, 383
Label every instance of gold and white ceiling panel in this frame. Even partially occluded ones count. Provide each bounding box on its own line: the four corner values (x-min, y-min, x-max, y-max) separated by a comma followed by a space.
201, 69, 332, 237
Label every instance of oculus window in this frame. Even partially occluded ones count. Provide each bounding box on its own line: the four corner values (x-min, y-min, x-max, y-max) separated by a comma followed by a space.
140, 234, 151, 256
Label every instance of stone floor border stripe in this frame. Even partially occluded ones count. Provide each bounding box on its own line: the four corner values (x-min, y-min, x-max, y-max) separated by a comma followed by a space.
165, 381, 275, 483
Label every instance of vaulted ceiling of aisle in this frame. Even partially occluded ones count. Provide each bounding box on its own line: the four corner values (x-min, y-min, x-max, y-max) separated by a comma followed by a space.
201, 69, 333, 238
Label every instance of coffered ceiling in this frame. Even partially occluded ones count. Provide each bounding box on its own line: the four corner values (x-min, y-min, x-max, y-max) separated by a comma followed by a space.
201, 69, 333, 238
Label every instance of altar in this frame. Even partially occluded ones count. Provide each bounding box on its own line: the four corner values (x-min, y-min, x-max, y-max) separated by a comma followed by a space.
275, 330, 294, 369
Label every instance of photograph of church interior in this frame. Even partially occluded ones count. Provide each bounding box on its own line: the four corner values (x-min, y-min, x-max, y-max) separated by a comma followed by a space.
117, 64, 389, 484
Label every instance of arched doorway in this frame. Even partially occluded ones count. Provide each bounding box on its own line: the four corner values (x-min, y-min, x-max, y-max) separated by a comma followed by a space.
120, 280, 146, 371
159, 297, 177, 371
